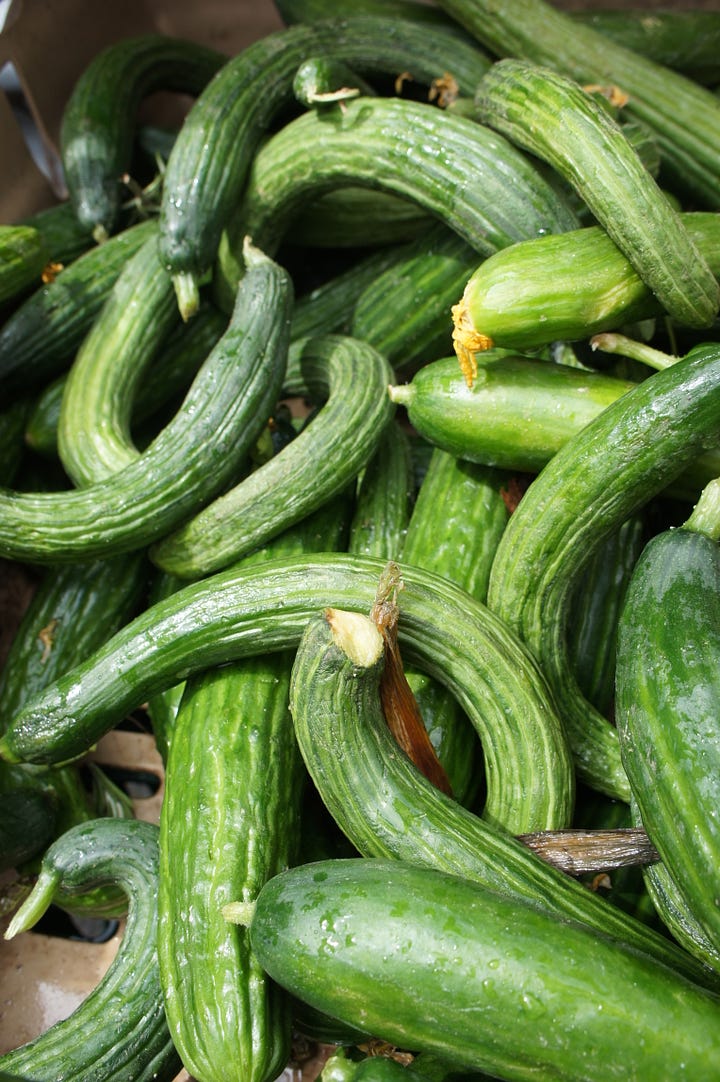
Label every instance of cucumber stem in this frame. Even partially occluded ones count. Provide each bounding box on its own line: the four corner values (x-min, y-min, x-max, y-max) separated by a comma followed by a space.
221, 899, 257, 926
683, 477, 720, 541
590, 332, 677, 370
173, 271, 200, 322
5, 867, 59, 939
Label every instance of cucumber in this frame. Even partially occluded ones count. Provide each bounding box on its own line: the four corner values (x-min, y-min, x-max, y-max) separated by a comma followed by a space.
0, 397, 32, 486
19, 200, 95, 264
158, 499, 350, 1082
615, 526, 720, 966
60, 33, 225, 240
0, 818, 180, 1080
486, 342, 720, 800
434, 0, 720, 207
456, 211, 720, 355
389, 352, 720, 502
217, 95, 579, 312
0, 218, 157, 403
293, 54, 376, 107
150, 334, 395, 579
284, 187, 432, 250
158, 14, 492, 318
348, 419, 413, 562
0, 553, 573, 837
244, 857, 720, 1079
473, 59, 719, 333
57, 231, 180, 485
0, 241, 291, 564
0, 224, 48, 305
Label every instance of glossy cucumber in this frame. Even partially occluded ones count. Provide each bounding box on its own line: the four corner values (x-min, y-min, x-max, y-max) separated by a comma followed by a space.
389, 352, 720, 502
615, 526, 720, 965
0, 553, 572, 836
158, 500, 349, 1082
0, 224, 48, 305
57, 231, 180, 485
473, 60, 718, 331
0, 218, 156, 403
60, 33, 225, 240
217, 95, 578, 310
486, 342, 720, 800
0, 242, 291, 564
159, 14, 492, 317
457, 211, 720, 354
151, 334, 395, 579
0, 818, 180, 1080
246, 857, 720, 1079
435, 0, 720, 207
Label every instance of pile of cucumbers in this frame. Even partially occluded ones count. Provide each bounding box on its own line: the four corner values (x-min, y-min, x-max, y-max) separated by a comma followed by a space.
2, 0, 720, 1078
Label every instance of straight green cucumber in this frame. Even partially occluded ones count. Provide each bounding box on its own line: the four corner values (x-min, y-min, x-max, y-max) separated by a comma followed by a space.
246, 858, 720, 1079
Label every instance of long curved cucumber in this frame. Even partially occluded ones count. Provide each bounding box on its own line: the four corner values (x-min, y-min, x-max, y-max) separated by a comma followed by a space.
216, 95, 579, 311
615, 526, 720, 963
456, 211, 720, 354
0, 242, 291, 564
0, 818, 180, 1080
434, 0, 720, 207
244, 857, 720, 1080
472, 59, 719, 330
61, 34, 225, 240
0, 219, 157, 403
0, 553, 573, 837
485, 342, 720, 800
159, 14, 492, 317
57, 232, 180, 485
150, 334, 395, 579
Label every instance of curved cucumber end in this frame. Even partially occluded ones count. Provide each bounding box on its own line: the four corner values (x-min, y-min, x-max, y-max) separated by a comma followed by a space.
5, 867, 60, 939
173, 271, 200, 322
241, 234, 271, 269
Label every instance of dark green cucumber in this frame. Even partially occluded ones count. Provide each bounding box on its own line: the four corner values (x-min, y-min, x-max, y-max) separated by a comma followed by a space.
150, 334, 395, 579
574, 9, 720, 86
246, 857, 720, 1079
57, 231, 180, 485
0, 818, 180, 1080
0, 777, 56, 871
0, 224, 48, 305
0, 553, 573, 836
217, 95, 579, 311
0, 397, 32, 486
486, 342, 720, 800
282, 602, 716, 986
615, 526, 720, 966
19, 200, 95, 264
159, 14, 492, 318
158, 496, 349, 1082
25, 301, 227, 459
60, 33, 225, 240
348, 419, 413, 561
351, 223, 478, 370
457, 211, 720, 355
284, 187, 431, 250
473, 59, 719, 330
0, 218, 156, 403
567, 514, 645, 719
275, 0, 461, 31
389, 352, 720, 501
435, 0, 720, 208
0, 242, 291, 564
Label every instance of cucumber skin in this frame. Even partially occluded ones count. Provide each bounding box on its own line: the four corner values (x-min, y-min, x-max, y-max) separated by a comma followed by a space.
615, 527, 720, 962
249, 858, 720, 1080
159, 15, 491, 287
0, 225, 47, 305
0, 553, 572, 837
486, 342, 720, 800
0, 249, 292, 564
0, 818, 180, 1081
